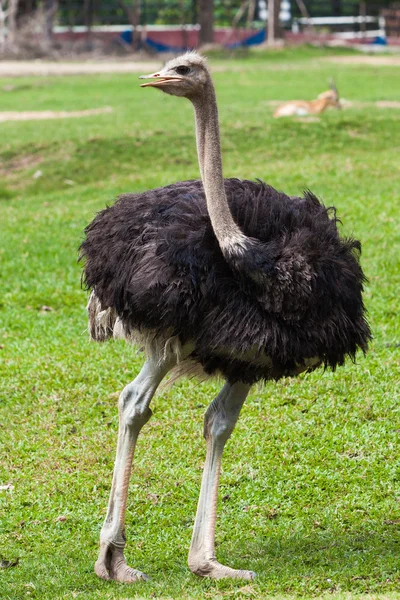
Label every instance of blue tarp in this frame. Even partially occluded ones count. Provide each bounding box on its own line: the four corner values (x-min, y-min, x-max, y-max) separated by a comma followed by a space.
120, 28, 266, 52
120, 29, 186, 51
227, 28, 266, 48
146, 37, 190, 52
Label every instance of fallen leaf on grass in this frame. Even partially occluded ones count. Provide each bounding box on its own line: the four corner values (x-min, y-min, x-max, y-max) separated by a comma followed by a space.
236, 586, 257, 596
0, 558, 19, 569
0, 483, 14, 491
146, 493, 159, 504
384, 519, 400, 525
220, 585, 257, 596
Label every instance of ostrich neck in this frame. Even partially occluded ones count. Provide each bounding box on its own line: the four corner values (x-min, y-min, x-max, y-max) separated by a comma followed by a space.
193, 87, 246, 251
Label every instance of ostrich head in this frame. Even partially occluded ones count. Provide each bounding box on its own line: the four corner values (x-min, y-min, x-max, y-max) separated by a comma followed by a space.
140, 53, 210, 99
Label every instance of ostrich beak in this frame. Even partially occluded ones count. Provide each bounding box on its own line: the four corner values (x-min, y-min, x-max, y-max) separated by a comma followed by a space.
139, 72, 183, 88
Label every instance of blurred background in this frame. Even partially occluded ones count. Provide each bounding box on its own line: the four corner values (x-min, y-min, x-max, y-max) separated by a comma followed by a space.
0, 0, 399, 57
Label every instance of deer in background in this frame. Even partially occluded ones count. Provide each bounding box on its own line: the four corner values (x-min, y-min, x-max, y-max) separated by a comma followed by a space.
274, 81, 341, 118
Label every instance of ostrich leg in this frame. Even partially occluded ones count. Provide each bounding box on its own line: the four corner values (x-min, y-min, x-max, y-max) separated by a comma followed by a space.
188, 381, 255, 580
95, 352, 175, 583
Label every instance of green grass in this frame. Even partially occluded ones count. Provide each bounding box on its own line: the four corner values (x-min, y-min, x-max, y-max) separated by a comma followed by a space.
0, 47, 399, 599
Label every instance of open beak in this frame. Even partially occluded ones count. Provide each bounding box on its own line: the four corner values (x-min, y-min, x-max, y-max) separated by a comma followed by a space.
139, 72, 183, 88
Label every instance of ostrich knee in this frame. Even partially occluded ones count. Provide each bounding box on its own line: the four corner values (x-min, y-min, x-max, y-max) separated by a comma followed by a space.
118, 381, 153, 434
204, 399, 242, 447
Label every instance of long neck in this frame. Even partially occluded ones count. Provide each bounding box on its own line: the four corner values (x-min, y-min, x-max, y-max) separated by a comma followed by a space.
309, 97, 330, 114
192, 84, 247, 253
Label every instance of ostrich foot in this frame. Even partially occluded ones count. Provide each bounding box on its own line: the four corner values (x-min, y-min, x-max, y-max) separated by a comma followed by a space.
189, 557, 256, 580
95, 545, 149, 583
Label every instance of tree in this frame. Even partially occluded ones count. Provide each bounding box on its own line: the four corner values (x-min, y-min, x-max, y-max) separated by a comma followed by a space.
43, 0, 58, 47
198, 0, 214, 45
267, 0, 282, 45
0, 0, 19, 51
119, 0, 141, 50
331, 0, 342, 17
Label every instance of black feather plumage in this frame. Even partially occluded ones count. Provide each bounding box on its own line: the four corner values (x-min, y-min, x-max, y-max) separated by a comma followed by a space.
80, 178, 370, 384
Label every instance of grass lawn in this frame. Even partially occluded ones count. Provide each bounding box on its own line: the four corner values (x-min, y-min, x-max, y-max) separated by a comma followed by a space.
0, 47, 399, 599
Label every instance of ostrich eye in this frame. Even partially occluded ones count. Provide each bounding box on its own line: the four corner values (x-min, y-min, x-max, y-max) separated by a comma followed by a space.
175, 65, 191, 76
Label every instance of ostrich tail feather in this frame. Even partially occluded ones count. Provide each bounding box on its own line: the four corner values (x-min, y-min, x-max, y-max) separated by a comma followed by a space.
87, 291, 119, 342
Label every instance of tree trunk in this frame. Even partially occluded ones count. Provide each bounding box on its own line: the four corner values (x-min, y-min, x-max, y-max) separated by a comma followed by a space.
0, 1, 6, 50
0, 0, 19, 51
267, 0, 282, 45
198, 0, 214, 46
359, 0, 366, 37
84, 0, 94, 50
8, 0, 19, 45
43, 0, 57, 43
331, 0, 342, 17
119, 0, 141, 51
180, 0, 188, 49
247, 0, 256, 27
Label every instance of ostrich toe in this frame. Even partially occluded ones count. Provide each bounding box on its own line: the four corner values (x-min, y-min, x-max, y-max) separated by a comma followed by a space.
95, 546, 149, 583
189, 557, 256, 580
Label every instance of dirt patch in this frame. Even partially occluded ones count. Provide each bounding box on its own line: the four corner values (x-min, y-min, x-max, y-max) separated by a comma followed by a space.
0, 60, 160, 77
324, 55, 400, 67
342, 100, 400, 109
376, 100, 400, 108
0, 106, 113, 122
0, 152, 44, 176
0, 58, 337, 78
296, 116, 321, 122
1, 54, 400, 78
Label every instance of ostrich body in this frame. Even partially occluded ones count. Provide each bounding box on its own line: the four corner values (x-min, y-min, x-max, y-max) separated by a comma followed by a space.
80, 53, 370, 583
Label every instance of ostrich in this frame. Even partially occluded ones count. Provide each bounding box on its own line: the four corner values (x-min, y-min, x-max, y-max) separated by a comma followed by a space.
80, 53, 370, 583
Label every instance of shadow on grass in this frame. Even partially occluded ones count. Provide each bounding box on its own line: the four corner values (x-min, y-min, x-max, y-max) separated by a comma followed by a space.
1, 520, 399, 597
224, 526, 400, 593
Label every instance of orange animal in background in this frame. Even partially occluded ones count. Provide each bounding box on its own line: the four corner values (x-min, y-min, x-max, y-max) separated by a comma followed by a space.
274, 82, 341, 118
